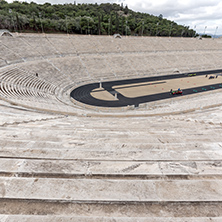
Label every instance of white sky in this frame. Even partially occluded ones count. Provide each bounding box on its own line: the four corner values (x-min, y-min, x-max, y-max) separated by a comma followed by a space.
6, 0, 222, 35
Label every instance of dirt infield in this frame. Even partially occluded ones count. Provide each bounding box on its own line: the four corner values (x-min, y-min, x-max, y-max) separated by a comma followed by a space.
113, 75, 221, 98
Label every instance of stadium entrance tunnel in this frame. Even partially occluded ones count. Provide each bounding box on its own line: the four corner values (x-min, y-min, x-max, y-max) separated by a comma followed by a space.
70, 70, 222, 108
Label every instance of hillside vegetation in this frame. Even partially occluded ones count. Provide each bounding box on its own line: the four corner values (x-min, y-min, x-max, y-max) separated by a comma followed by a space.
0, 0, 196, 37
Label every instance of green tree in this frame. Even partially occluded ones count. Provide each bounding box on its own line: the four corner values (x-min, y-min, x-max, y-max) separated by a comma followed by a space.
115, 13, 119, 33
98, 13, 101, 35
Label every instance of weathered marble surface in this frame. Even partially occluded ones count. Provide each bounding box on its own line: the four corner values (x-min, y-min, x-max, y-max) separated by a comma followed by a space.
1, 34, 222, 220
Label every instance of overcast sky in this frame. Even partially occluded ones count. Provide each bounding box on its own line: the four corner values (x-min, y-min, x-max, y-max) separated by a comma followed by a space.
6, 0, 222, 35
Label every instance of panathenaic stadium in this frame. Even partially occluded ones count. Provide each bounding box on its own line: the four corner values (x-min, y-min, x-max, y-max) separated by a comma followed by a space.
0, 33, 222, 221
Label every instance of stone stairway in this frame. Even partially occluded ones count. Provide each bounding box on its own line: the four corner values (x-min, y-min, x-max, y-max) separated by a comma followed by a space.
0, 99, 222, 220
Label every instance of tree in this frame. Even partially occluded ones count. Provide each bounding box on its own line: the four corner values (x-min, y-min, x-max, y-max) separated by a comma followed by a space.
115, 13, 119, 33
158, 14, 163, 20
98, 13, 101, 35
109, 14, 113, 35
124, 5, 129, 15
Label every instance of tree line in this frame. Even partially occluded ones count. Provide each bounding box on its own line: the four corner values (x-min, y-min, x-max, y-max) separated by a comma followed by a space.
0, 1, 197, 37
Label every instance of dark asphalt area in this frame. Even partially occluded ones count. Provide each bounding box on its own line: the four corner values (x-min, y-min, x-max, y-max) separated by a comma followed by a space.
70, 69, 222, 107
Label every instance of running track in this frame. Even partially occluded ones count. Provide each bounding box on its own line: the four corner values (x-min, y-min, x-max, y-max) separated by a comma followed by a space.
70, 69, 222, 107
